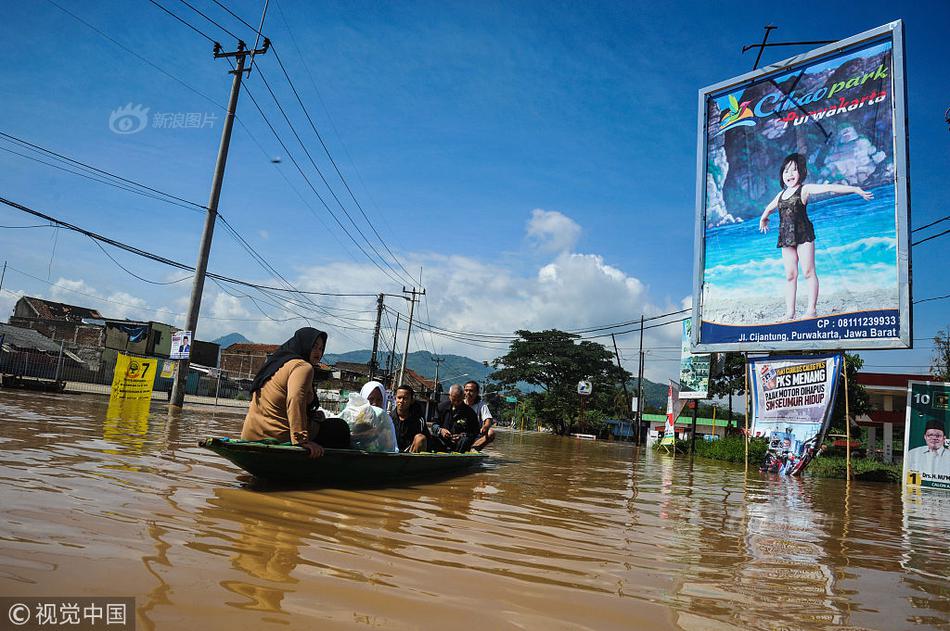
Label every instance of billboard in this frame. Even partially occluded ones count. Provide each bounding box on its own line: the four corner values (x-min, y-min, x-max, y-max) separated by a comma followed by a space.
903, 381, 950, 492
749, 354, 842, 476
679, 319, 710, 398
692, 21, 910, 352
109, 352, 158, 403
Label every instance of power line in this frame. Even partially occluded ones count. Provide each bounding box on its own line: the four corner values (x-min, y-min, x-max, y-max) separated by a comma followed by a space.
175, 0, 243, 42
45, 0, 226, 110
210, 0, 263, 36
1, 265, 305, 323
0, 195, 381, 299
251, 65, 415, 286
87, 236, 193, 285
912, 228, 950, 247
0, 131, 207, 214
268, 44, 418, 284
271, 0, 399, 242
912, 215, 950, 233
915, 293, 950, 305
145, 0, 221, 46
237, 77, 408, 287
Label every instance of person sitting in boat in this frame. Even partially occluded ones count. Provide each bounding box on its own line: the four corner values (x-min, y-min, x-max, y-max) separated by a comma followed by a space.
463, 380, 495, 451
341, 381, 399, 452
432, 384, 480, 452
392, 384, 430, 452
241, 327, 329, 458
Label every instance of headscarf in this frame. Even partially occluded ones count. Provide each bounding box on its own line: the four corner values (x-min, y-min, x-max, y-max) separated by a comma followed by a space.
248, 327, 327, 395
359, 380, 388, 409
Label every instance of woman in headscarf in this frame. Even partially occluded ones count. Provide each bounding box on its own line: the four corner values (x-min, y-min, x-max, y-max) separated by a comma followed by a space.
342, 380, 397, 452
359, 380, 389, 410
241, 327, 328, 458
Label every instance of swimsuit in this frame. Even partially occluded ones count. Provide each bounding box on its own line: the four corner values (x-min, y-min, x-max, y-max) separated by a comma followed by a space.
776, 186, 815, 248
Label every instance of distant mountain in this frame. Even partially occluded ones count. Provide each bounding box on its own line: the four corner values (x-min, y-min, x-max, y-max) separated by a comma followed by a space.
212, 332, 252, 348
323, 349, 493, 386
323, 348, 668, 408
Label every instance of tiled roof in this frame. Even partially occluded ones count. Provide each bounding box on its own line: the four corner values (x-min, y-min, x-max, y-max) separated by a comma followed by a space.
19, 296, 102, 322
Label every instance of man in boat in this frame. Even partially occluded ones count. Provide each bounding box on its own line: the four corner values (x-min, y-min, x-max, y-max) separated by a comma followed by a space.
432, 384, 480, 452
392, 384, 430, 452
463, 380, 495, 451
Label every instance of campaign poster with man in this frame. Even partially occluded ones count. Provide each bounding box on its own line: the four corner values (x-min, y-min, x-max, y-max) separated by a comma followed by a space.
750, 354, 842, 475
692, 22, 910, 352
903, 381, 950, 492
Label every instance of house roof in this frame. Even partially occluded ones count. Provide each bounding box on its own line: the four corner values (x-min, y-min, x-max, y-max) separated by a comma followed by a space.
0, 322, 64, 352
17, 296, 102, 322
224, 343, 279, 354
334, 361, 371, 374
855, 372, 938, 388
0, 323, 84, 364
403, 368, 435, 391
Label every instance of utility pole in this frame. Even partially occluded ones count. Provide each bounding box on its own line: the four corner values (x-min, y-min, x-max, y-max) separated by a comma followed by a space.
397, 287, 424, 388
170, 40, 269, 408
369, 293, 384, 379
636, 314, 645, 443
611, 333, 631, 440
0, 260, 6, 295
426, 355, 445, 419
387, 313, 400, 390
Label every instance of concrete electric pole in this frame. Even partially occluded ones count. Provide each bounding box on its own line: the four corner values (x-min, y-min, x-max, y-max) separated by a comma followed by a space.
170, 39, 269, 408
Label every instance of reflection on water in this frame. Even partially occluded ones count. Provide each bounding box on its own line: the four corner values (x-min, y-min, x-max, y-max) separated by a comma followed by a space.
1, 390, 948, 630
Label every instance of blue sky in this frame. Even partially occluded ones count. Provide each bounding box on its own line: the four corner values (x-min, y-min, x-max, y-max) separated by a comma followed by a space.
0, 0, 947, 380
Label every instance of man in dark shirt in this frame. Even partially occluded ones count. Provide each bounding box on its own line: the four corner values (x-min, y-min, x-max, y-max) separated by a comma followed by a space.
392, 384, 430, 452
432, 384, 480, 452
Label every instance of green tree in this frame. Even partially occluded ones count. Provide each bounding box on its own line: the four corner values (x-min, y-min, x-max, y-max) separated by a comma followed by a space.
489, 329, 630, 435
931, 326, 950, 380
707, 353, 748, 432
829, 352, 870, 434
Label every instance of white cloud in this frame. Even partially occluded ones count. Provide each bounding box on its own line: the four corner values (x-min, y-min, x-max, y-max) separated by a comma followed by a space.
4, 208, 687, 383
526, 208, 581, 253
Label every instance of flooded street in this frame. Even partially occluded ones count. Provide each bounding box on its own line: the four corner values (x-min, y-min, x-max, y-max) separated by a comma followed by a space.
1, 390, 948, 630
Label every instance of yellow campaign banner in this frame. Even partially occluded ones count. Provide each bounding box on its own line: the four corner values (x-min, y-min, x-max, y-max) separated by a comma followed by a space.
110, 352, 158, 402
160, 360, 176, 379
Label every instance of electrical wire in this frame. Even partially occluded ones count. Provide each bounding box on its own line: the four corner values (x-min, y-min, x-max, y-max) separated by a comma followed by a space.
237, 78, 408, 287
912, 228, 950, 247
251, 67, 415, 286
146, 0, 221, 46
271, 0, 399, 243
915, 293, 950, 305
0, 195, 382, 299
912, 215, 949, 233
268, 44, 418, 284
175, 0, 243, 42
45, 0, 225, 110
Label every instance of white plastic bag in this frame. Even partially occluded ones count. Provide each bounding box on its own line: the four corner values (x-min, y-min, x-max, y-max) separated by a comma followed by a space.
339, 393, 398, 453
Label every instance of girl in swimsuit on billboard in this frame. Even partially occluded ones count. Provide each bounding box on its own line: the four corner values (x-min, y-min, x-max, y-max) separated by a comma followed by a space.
758, 153, 873, 321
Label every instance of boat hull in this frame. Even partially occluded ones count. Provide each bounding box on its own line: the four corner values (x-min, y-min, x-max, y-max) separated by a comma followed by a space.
199, 437, 487, 485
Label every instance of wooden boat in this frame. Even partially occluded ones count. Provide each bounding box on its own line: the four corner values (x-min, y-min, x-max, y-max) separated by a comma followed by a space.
199, 437, 488, 485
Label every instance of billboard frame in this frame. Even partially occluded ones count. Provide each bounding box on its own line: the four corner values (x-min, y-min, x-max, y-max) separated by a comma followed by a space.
691, 20, 910, 353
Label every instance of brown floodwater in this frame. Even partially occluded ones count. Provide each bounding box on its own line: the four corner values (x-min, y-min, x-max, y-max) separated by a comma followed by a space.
1, 390, 948, 630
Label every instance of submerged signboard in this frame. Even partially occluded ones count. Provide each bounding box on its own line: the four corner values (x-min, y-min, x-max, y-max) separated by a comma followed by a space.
750, 354, 842, 476
692, 21, 910, 352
